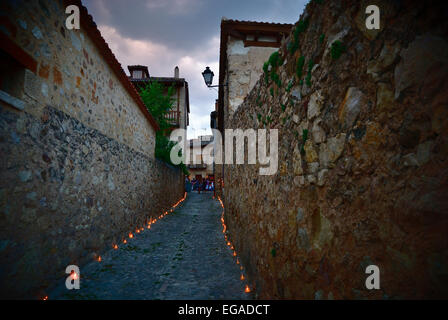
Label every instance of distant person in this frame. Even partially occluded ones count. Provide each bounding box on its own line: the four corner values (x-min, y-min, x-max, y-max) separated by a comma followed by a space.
185, 177, 192, 193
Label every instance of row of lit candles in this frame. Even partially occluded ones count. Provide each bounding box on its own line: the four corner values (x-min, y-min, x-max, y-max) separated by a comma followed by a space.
217, 196, 251, 294
112, 192, 187, 252
41, 192, 188, 300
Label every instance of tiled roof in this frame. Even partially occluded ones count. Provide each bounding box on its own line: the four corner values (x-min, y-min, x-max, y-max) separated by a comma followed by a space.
64, 0, 159, 131
221, 18, 294, 27
131, 77, 187, 83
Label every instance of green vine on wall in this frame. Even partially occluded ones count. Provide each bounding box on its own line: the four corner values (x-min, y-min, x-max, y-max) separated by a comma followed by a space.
331, 40, 345, 60
139, 81, 188, 175
263, 51, 283, 88
296, 56, 305, 79
319, 33, 325, 44
288, 18, 309, 55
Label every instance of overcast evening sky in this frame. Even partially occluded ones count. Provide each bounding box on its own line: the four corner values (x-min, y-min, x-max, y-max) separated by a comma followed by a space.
83, 0, 308, 139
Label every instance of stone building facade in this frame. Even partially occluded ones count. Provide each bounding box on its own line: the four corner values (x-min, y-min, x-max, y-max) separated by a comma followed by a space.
187, 135, 214, 180
0, 0, 184, 298
128, 65, 190, 131
221, 0, 448, 299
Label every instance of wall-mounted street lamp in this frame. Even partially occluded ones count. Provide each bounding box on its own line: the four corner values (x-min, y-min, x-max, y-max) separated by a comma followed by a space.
202, 66, 227, 88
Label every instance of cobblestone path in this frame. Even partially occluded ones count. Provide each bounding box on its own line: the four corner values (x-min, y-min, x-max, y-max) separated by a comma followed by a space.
50, 192, 251, 300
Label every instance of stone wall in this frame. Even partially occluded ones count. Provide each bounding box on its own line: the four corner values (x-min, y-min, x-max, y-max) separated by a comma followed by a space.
226, 38, 278, 116
0, 0, 184, 298
223, 0, 448, 299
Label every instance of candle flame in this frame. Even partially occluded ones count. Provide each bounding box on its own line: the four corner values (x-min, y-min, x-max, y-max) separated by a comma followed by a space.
113, 244, 118, 250
129, 233, 133, 238
42, 296, 48, 300
245, 285, 251, 293
97, 256, 102, 262
123, 239, 127, 244
240, 274, 245, 280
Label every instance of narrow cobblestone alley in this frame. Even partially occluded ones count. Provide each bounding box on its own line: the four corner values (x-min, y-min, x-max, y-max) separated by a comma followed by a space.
49, 192, 251, 300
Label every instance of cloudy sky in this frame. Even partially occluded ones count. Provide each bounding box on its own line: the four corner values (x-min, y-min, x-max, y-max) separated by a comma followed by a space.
84, 0, 308, 139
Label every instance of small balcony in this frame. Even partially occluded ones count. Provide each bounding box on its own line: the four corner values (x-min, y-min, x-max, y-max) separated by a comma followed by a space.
165, 110, 180, 126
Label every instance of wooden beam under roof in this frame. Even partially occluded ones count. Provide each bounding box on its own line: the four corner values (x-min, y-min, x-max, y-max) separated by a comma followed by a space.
243, 40, 281, 48
227, 28, 246, 40
229, 23, 292, 34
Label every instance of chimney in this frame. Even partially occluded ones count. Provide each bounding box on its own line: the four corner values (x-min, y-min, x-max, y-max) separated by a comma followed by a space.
174, 66, 179, 78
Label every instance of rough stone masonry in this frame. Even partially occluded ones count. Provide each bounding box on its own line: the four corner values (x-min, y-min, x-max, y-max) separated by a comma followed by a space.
0, 0, 183, 298
223, 0, 448, 299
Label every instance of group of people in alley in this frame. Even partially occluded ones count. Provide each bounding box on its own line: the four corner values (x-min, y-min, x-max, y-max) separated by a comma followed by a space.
185, 176, 214, 193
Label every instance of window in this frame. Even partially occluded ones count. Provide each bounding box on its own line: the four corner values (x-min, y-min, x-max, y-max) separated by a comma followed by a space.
132, 70, 142, 79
